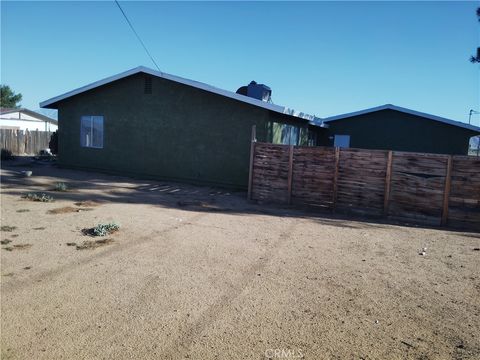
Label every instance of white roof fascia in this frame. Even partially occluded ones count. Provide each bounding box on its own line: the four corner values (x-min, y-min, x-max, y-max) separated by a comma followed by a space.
322, 104, 480, 132
20, 109, 58, 124
40, 66, 319, 123
282, 108, 327, 127
0, 108, 57, 124
309, 118, 328, 128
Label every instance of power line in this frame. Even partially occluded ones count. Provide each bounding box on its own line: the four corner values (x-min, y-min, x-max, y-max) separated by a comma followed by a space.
114, 0, 161, 72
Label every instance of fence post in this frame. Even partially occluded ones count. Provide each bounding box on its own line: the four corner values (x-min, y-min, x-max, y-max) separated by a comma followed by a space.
15, 130, 20, 155
25, 129, 29, 154
35, 130, 39, 154
441, 155, 453, 226
287, 145, 294, 204
332, 147, 340, 211
247, 125, 257, 200
384, 151, 393, 215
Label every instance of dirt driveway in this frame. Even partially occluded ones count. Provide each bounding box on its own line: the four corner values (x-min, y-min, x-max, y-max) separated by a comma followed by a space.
1, 160, 479, 359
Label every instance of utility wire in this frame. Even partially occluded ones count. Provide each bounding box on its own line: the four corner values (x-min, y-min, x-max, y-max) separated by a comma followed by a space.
114, 0, 161, 73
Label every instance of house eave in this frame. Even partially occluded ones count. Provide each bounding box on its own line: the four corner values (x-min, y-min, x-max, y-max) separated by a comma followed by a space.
0, 108, 57, 124
322, 104, 480, 133
40, 66, 319, 124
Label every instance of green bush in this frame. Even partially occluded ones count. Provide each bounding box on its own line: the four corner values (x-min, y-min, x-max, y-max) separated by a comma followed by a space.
54, 182, 68, 191
49, 130, 58, 155
92, 223, 120, 237
22, 192, 54, 202
1, 148, 14, 160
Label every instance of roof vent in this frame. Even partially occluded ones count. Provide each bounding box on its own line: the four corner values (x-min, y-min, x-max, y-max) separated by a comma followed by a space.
236, 81, 272, 102
144, 76, 152, 94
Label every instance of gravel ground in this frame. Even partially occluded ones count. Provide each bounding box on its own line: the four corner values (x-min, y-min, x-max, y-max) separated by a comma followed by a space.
1, 160, 479, 359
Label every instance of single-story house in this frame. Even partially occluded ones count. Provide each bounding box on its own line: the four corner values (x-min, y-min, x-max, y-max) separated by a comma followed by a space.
40, 66, 325, 188
0, 108, 58, 132
316, 104, 480, 155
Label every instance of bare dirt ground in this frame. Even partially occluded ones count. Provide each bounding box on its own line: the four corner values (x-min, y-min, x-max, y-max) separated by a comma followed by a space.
1, 159, 479, 360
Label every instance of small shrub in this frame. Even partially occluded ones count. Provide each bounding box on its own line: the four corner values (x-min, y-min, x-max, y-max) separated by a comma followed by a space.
54, 182, 68, 192
38, 149, 52, 157
92, 223, 120, 237
22, 193, 54, 202
34, 149, 54, 161
83, 223, 120, 237
49, 130, 58, 155
1, 148, 14, 161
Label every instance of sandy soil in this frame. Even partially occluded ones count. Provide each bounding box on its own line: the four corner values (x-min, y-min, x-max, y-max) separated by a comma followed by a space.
1, 159, 479, 360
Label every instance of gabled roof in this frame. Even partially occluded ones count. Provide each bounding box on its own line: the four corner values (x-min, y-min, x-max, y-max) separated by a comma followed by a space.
40, 66, 324, 125
0, 108, 58, 124
322, 104, 480, 133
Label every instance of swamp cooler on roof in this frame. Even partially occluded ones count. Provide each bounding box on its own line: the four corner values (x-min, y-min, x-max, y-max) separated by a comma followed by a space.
236, 81, 272, 102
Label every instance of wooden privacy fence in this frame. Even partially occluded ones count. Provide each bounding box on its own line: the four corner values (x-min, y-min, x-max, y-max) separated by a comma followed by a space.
248, 141, 480, 231
0, 129, 52, 155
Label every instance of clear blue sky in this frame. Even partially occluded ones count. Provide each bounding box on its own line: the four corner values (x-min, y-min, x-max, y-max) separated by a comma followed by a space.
1, 1, 479, 124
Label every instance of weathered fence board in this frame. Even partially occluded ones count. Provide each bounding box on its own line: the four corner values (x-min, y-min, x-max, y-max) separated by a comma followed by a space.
388, 153, 448, 225
291, 146, 336, 209
249, 141, 480, 231
447, 156, 480, 230
336, 149, 388, 216
251, 143, 291, 204
1, 129, 52, 155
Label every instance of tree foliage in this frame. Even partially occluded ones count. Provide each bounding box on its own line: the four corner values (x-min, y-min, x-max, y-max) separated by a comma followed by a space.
0, 85, 22, 108
49, 130, 58, 155
471, 8, 480, 63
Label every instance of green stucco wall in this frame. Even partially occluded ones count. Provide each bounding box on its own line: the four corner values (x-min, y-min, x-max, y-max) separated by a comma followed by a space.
55, 73, 309, 188
321, 109, 478, 155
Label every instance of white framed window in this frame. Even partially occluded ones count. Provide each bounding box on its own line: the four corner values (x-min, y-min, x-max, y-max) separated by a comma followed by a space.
334, 134, 350, 148
80, 116, 103, 148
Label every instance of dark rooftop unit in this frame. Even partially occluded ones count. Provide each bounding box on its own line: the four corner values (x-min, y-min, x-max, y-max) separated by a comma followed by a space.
236, 81, 272, 102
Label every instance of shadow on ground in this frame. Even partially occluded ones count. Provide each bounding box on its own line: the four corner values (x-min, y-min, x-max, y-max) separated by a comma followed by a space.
1, 157, 478, 234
